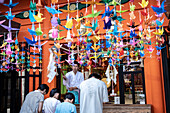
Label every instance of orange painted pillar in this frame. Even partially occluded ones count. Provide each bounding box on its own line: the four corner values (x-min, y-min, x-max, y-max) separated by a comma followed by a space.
144, 53, 165, 113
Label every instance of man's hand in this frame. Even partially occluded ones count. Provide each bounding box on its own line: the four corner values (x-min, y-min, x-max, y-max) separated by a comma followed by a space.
69, 87, 77, 91
63, 75, 67, 80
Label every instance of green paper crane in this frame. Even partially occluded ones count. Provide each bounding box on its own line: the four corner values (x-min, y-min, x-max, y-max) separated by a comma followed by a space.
11, 46, 14, 49
82, 6, 102, 18
108, 0, 120, 6
35, 24, 43, 36
30, 0, 36, 11
130, 3, 136, 11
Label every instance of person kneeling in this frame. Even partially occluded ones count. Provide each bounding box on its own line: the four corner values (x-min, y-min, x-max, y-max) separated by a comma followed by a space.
55, 93, 77, 113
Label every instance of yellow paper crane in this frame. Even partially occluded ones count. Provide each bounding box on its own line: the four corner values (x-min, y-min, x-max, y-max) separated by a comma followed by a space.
0, 42, 7, 49
138, 0, 149, 8
146, 34, 154, 39
90, 41, 101, 60
91, 45, 100, 52
138, 32, 144, 38
33, 11, 45, 22
75, 18, 82, 23
154, 27, 164, 36
81, 0, 103, 6
65, 17, 73, 29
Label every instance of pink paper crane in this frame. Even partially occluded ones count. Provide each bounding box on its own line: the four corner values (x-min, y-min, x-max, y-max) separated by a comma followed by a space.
147, 45, 154, 53
52, 29, 58, 39
6, 43, 12, 55
5, 32, 14, 43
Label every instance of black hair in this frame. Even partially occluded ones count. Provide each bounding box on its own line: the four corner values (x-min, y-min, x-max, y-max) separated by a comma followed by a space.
64, 93, 75, 104
88, 73, 101, 80
73, 61, 79, 67
50, 88, 60, 97
37, 84, 49, 94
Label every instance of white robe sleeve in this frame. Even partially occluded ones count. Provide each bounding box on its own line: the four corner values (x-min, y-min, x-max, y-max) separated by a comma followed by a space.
77, 73, 84, 89
103, 82, 109, 102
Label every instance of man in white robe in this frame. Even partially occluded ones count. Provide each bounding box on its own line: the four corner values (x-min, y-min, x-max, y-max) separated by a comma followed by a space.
63, 61, 84, 104
80, 73, 109, 113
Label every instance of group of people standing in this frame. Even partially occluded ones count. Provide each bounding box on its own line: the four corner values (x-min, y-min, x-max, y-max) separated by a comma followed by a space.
20, 61, 109, 113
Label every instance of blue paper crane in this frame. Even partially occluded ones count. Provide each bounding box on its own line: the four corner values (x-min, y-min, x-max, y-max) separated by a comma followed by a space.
24, 35, 37, 45
140, 51, 145, 57
156, 18, 164, 26
103, 19, 112, 29
130, 30, 137, 38
3, 0, 19, 9
28, 28, 37, 36
5, 11, 15, 20
29, 10, 36, 22
106, 40, 111, 48
45, 5, 62, 15
102, 6, 113, 18
85, 43, 92, 51
155, 46, 166, 50
108, 24, 119, 36
151, 0, 166, 15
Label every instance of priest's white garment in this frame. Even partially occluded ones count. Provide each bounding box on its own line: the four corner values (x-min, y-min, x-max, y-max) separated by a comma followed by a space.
80, 78, 109, 113
63, 71, 84, 91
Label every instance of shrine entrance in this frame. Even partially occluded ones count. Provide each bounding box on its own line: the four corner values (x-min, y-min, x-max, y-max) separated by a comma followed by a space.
118, 62, 146, 104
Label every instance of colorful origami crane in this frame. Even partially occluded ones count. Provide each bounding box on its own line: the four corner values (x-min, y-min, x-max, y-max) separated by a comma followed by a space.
33, 11, 45, 22
138, 0, 149, 8
45, 5, 62, 15
82, 7, 102, 18
3, 0, 18, 9
151, 0, 166, 15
